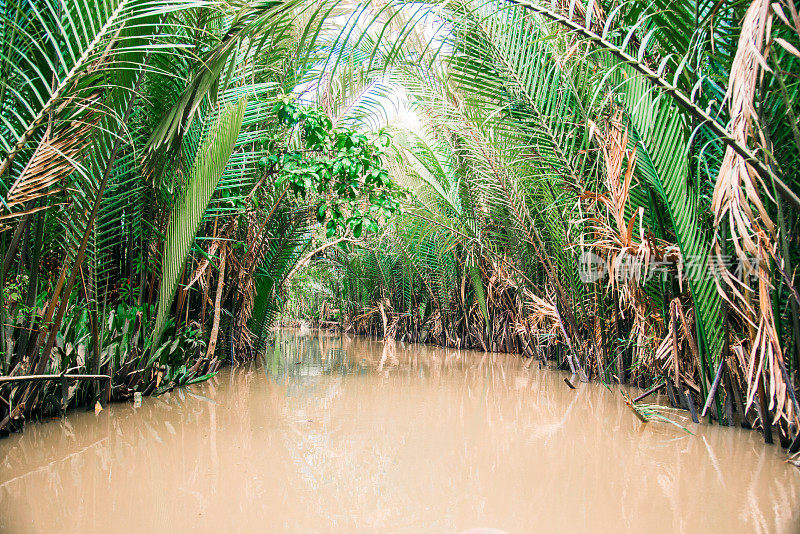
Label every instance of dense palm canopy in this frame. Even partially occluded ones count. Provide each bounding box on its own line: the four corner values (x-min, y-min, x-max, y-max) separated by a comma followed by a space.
0, 0, 799, 455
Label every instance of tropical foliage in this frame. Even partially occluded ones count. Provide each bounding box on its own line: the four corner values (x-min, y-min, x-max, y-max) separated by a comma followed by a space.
1, 0, 799, 456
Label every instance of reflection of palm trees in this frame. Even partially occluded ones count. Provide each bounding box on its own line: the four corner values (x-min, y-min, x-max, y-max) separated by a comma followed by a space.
263, 332, 358, 399
377, 340, 399, 374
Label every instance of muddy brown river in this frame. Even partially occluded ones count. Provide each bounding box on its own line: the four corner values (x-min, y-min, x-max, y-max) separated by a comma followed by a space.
1, 329, 799, 533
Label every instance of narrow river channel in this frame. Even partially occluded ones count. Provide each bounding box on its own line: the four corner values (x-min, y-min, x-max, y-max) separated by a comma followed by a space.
1, 329, 799, 533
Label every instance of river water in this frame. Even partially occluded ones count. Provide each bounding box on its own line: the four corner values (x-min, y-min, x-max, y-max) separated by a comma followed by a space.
1, 329, 799, 533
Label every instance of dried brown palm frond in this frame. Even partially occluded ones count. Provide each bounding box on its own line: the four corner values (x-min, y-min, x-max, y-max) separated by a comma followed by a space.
624, 286, 665, 378
654, 299, 701, 391
516, 289, 560, 339
0, 93, 104, 228
710, 0, 796, 427
712, 0, 774, 262
727, 251, 795, 425
581, 112, 678, 294
580, 113, 671, 369
231, 211, 266, 353
552, 0, 606, 33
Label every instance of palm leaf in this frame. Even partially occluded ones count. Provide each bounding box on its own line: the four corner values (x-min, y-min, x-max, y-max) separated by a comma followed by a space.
618, 73, 723, 388
151, 98, 246, 352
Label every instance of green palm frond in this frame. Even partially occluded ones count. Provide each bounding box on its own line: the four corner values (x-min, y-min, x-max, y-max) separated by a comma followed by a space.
0, 0, 212, 220
151, 98, 246, 352
618, 73, 723, 387
249, 208, 313, 351
145, 0, 314, 161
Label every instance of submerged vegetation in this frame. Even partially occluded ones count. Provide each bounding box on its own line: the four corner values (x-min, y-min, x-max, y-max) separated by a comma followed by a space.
0, 0, 799, 462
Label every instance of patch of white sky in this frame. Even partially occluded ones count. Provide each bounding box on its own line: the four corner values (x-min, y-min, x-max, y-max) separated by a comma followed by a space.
289, 1, 453, 138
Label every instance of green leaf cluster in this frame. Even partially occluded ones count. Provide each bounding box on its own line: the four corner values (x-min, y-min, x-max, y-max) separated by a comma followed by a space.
265, 99, 405, 238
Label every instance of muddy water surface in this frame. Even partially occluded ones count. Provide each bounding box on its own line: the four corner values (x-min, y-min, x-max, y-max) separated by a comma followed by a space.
1, 329, 799, 533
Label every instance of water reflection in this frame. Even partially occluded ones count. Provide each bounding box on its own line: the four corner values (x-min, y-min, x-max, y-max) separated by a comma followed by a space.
262, 333, 364, 383
0, 329, 799, 533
